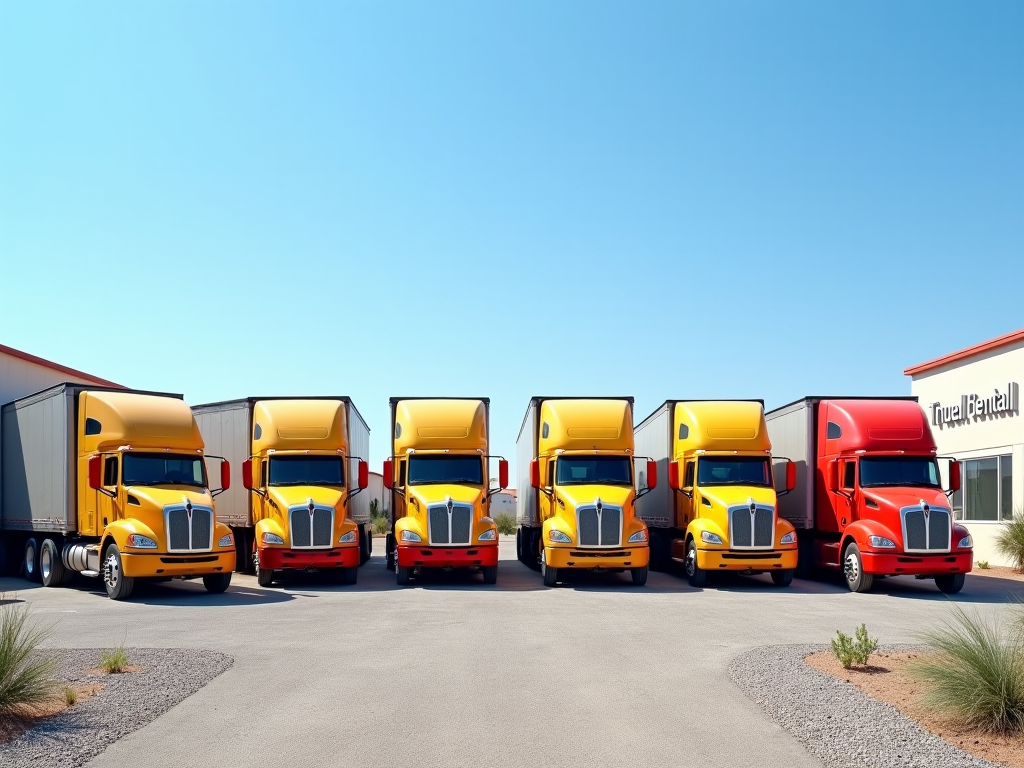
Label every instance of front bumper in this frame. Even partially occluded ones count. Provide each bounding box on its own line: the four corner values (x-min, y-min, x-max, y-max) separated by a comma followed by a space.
122, 550, 236, 578
397, 544, 498, 568
259, 546, 359, 571
695, 547, 798, 572
546, 545, 649, 570
861, 550, 973, 576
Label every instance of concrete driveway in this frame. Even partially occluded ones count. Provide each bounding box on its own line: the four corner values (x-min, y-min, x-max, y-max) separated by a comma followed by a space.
2, 537, 1019, 768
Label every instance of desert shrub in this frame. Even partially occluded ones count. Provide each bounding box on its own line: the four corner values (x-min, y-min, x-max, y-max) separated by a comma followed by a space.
912, 604, 1024, 733
371, 514, 390, 535
978, 560, 990, 570
995, 511, 1024, 571
494, 513, 517, 536
0, 600, 58, 715
63, 686, 77, 706
99, 645, 130, 674
831, 624, 879, 669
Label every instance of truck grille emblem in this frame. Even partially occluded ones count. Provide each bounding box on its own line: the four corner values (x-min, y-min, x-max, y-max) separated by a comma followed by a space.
308, 498, 315, 516
446, 495, 453, 514
185, 500, 193, 519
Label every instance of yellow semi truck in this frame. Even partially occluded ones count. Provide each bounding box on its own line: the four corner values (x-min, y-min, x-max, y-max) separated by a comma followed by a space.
633, 400, 797, 587
515, 397, 654, 587
0, 384, 236, 599
193, 397, 370, 587
383, 398, 507, 586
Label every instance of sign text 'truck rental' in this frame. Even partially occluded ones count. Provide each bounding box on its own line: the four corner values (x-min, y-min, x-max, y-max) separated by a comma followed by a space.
931, 382, 1020, 428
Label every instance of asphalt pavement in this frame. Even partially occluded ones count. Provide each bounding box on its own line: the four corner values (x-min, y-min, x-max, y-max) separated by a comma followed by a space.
2, 537, 1019, 768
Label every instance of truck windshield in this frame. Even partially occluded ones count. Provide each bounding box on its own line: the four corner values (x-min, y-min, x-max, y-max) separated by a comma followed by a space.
697, 457, 771, 487
123, 453, 206, 487
556, 457, 632, 486
269, 456, 345, 486
859, 457, 940, 488
408, 455, 483, 485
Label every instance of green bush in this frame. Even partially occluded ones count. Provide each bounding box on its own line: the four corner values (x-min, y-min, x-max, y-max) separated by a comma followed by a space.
494, 513, 516, 536
0, 599, 58, 715
99, 645, 130, 674
63, 686, 77, 706
978, 560, 990, 570
831, 624, 879, 669
912, 604, 1024, 733
995, 511, 1024, 571
371, 515, 390, 535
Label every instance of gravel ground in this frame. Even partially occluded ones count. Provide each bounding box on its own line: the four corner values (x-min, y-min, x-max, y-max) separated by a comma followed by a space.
730, 644, 1000, 768
0, 648, 233, 768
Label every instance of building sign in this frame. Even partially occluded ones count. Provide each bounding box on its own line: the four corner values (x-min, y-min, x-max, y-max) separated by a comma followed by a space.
931, 382, 1019, 427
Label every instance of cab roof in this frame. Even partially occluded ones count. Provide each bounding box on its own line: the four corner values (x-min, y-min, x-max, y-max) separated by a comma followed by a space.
538, 398, 633, 454
80, 390, 203, 453
824, 399, 936, 454
252, 399, 348, 453
672, 400, 771, 455
392, 398, 488, 454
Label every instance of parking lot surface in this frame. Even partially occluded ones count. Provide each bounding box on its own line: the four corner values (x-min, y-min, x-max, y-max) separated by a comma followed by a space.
2, 538, 1018, 768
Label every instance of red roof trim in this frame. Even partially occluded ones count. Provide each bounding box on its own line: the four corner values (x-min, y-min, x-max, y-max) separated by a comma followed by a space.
904, 329, 1024, 376
0, 343, 123, 388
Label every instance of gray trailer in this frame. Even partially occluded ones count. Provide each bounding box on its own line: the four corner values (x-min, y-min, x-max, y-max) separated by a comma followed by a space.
193, 397, 371, 572
632, 401, 674, 532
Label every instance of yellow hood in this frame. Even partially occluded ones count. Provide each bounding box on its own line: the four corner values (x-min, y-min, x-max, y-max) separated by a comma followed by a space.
407, 484, 483, 509
699, 485, 777, 509
268, 485, 345, 511
555, 484, 633, 510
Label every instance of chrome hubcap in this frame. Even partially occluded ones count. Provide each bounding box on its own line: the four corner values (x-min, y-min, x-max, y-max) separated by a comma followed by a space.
41, 547, 52, 580
844, 552, 859, 583
685, 548, 696, 576
104, 554, 119, 589
25, 545, 35, 575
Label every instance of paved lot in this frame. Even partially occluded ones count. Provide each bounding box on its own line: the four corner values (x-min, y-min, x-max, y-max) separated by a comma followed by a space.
2, 538, 1020, 768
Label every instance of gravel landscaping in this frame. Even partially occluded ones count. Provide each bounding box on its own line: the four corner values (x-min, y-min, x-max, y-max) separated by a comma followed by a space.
0, 648, 233, 768
730, 644, 1002, 768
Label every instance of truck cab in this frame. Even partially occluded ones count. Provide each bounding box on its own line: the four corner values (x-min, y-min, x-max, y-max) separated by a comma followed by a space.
383, 398, 507, 586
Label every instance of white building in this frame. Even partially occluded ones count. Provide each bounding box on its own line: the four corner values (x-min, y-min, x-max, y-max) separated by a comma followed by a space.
490, 489, 516, 516
905, 329, 1023, 566
0, 342, 120, 406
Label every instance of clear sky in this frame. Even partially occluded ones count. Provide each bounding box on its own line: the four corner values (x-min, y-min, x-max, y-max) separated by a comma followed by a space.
2, 1, 1022, 476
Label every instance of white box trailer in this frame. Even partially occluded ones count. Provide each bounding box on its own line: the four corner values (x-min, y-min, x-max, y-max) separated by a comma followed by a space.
193, 397, 371, 572
632, 402, 674, 530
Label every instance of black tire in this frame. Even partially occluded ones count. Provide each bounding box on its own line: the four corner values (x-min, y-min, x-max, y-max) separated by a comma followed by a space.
203, 573, 232, 593
359, 528, 370, 567
40, 539, 69, 588
842, 543, 874, 593
396, 565, 412, 586
541, 549, 558, 587
771, 569, 794, 587
102, 544, 135, 600
482, 565, 498, 585
648, 529, 669, 572
631, 566, 648, 586
255, 551, 275, 587
526, 529, 542, 572
23, 537, 41, 583
515, 528, 523, 563
935, 573, 965, 594
339, 567, 358, 585
684, 539, 707, 588
385, 533, 396, 571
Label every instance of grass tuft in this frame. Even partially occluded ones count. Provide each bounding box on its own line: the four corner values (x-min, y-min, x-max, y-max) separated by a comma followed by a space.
911, 604, 1024, 733
995, 511, 1024, 572
0, 599, 58, 716
99, 645, 130, 674
494, 513, 516, 536
830, 624, 879, 669
63, 686, 77, 706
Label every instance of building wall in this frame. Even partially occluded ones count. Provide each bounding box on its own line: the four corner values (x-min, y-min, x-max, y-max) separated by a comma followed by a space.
909, 339, 1024, 566
490, 491, 516, 515
366, 472, 385, 516
0, 352, 107, 406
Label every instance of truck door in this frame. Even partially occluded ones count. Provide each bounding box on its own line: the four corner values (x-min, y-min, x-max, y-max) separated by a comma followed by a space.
678, 459, 696, 528
393, 458, 407, 521
96, 453, 122, 530
539, 457, 556, 523
836, 458, 857, 529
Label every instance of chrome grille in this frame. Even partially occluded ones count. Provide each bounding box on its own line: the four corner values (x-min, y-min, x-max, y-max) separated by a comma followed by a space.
451, 507, 472, 544
428, 504, 474, 545
289, 506, 334, 549
728, 505, 774, 549
576, 505, 621, 547
902, 505, 950, 552
428, 507, 449, 543
165, 505, 214, 552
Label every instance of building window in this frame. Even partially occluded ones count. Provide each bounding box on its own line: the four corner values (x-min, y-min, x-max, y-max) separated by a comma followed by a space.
954, 455, 1013, 522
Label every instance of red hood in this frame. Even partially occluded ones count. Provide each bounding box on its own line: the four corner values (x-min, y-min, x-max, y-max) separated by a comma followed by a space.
861, 487, 950, 512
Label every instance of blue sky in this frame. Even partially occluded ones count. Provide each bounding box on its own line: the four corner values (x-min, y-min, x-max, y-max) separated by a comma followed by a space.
2, 1, 1022, 474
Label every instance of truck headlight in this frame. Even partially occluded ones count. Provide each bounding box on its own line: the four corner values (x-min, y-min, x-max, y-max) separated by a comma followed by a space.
701, 531, 723, 545
218, 534, 234, 548
400, 530, 422, 543
478, 529, 496, 541
548, 530, 571, 543
261, 532, 285, 545
628, 530, 648, 543
780, 531, 797, 545
126, 534, 157, 549
338, 531, 357, 544
958, 535, 973, 548
868, 535, 896, 548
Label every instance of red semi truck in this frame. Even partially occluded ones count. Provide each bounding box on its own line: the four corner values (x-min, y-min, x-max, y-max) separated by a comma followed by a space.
765, 397, 973, 594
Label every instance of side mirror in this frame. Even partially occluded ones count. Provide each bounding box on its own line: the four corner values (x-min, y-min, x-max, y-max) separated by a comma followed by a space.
88, 455, 102, 490
827, 460, 839, 492
530, 460, 540, 490
668, 461, 680, 490
498, 459, 509, 490
786, 460, 796, 492
646, 460, 658, 490
383, 459, 394, 490
242, 459, 253, 490
949, 459, 961, 493
220, 460, 231, 492
358, 460, 369, 490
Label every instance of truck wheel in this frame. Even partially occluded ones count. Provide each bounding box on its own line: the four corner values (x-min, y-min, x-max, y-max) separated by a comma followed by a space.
338, 567, 358, 585
40, 539, 69, 588
203, 573, 232, 594
515, 528, 523, 563
935, 573, 965, 594
842, 543, 874, 593
255, 552, 275, 588
541, 549, 558, 587
482, 565, 498, 585
771, 569, 794, 587
396, 565, 412, 586
385, 534, 396, 571
23, 538, 41, 583
359, 528, 370, 566
684, 539, 707, 588
102, 544, 135, 600
631, 566, 648, 586
527, 530, 542, 572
